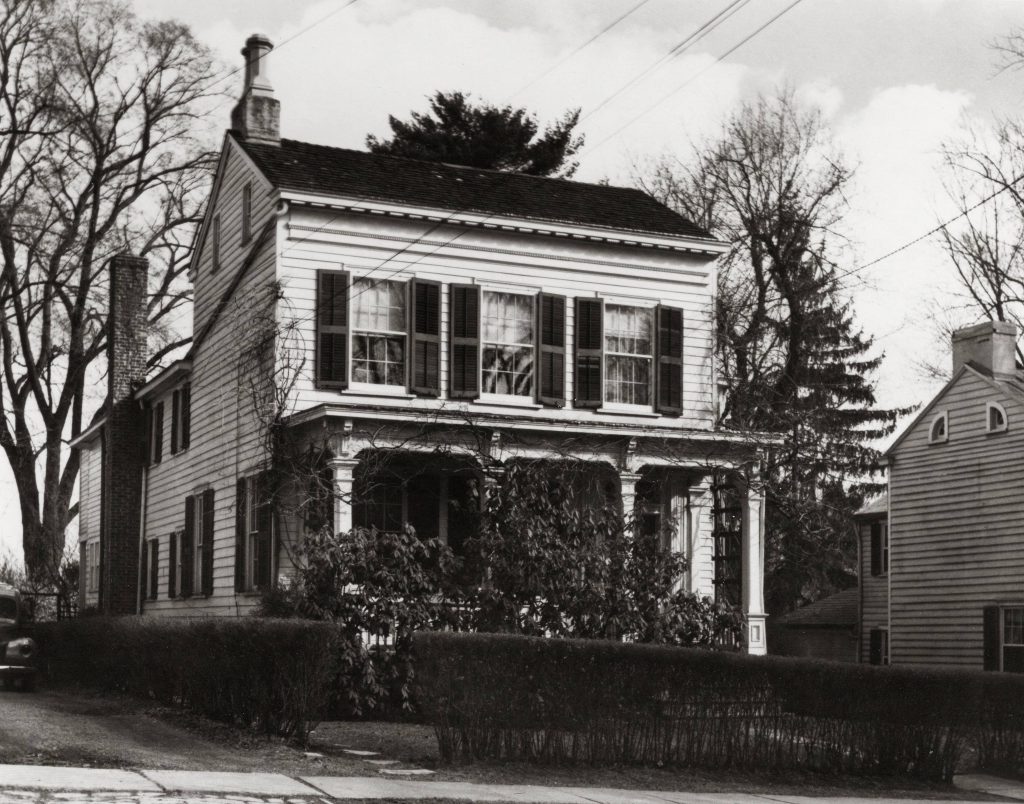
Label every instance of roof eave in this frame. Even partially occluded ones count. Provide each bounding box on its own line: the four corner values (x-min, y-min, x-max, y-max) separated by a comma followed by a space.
69, 417, 105, 449
134, 359, 193, 402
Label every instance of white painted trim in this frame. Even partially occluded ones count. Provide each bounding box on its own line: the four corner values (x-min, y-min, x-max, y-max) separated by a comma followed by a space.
986, 400, 1009, 434
928, 410, 949, 444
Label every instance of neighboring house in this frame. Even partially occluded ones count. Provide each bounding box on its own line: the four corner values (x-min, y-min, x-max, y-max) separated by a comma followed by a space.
875, 320, 1024, 670
71, 35, 773, 653
855, 494, 889, 665
769, 588, 859, 663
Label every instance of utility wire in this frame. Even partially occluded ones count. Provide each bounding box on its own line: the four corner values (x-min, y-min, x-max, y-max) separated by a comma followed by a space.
580, 0, 753, 124
509, 0, 655, 100
579, 0, 808, 158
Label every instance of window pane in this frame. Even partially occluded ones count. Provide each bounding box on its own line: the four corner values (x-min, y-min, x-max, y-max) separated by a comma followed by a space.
483, 292, 533, 345
353, 334, 405, 385
483, 345, 534, 395
605, 305, 653, 356
606, 354, 651, 405
353, 279, 406, 332
1006, 608, 1024, 646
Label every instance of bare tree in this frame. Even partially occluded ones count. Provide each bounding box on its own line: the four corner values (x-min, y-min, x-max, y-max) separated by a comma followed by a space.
0, 0, 222, 582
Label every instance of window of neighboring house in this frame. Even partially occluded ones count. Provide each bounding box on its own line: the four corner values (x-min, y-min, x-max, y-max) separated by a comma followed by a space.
482, 290, 534, 397
150, 402, 164, 465
145, 538, 158, 601
1003, 607, 1024, 672
236, 473, 272, 592
86, 539, 100, 593
168, 530, 181, 598
870, 519, 889, 576
928, 411, 948, 444
987, 401, 1008, 434
170, 385, 191, 455
193, 492, 204, 590
211, 214, 221, 273
604, 304, 654, 406
869, 627, 889, 665
351, 278, 407, 387
241, 182, 252, 244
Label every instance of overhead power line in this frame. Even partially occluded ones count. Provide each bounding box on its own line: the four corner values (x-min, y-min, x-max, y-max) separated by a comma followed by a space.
579, 0, 808, 159
509, 0, 655, 100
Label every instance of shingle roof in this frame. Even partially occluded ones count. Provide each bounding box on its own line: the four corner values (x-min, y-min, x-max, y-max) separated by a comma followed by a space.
775, 589, 859, 628
235, 135, 712, 240
855, 494, 888, 518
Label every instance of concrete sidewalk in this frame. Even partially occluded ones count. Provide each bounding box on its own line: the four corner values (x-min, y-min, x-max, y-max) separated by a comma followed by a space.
0, 764, 1017, 803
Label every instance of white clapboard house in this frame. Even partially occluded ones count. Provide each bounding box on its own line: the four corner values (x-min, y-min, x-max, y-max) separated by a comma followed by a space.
72, 35, 771, 653
869, 320, 1024, 670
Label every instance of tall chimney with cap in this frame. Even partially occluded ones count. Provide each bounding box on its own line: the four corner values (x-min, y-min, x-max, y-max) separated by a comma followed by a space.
230, 34, 280, 145
951, 320, 1019, 380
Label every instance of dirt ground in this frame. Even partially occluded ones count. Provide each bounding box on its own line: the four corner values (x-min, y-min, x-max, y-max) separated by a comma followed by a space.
0, 686, 1004, 801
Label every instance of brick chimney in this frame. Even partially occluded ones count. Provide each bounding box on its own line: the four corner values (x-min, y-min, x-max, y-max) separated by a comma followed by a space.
952, 320, 1019, 380
230, 34, 280, 145
100, 254, 148, 616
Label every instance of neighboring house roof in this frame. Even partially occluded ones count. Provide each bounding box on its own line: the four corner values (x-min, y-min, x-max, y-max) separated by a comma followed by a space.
855, 493, 888, 518
774, 589, 859, 628
884, 361, 1024, 458
234, 134, 712, 240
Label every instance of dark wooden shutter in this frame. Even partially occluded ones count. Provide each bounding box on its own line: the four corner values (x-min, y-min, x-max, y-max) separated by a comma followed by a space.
140, 540, 149, 602
574, 298, 603, 408
235, 478, 246, 593
410, 279, 441, 396
537, 293, 566, 407
153, 402, 164, 464
201, 488, 215, 596
655, 305, 683, 415
256, 472, 274, 589
143, 404, 153, 465
181, 384, 191, 450
149, 539, 158, 600
449, 284, 480, 399
406, 475, 440, 540
316, 270, 349, 389
870, 523, 882, 576
984, 605, 1001, 671
181, 496, 194, 598
170, 390, 180, 455
168, 532, 178, 598
869, 629, 883, 665
78, 541, 87, 603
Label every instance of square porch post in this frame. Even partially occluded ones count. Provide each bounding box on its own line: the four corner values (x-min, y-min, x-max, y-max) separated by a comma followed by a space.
740, 469, 767, 655
619, 471, 641, 535
330, 456, 360, 535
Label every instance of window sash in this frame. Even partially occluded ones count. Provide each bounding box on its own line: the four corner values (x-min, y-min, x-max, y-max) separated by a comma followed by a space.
482, 291, 534, 397
604, 305, 653, 406
194, 494, 204, 585
351, 279, 407, 386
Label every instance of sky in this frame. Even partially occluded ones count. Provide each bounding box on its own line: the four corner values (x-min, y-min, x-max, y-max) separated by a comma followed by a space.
3, 0, 1024, 561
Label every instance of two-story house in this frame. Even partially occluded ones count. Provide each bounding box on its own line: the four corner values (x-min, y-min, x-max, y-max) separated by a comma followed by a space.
72, 35, 772, 653
861, 320, 1024, 670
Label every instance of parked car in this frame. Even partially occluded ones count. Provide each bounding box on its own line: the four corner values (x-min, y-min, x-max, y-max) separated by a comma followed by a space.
0, 583, 37, 691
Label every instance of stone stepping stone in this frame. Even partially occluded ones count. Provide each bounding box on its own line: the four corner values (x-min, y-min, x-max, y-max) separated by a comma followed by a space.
380, 768, 435, 776
342, 749, 379, 756
364, 759, 399, 765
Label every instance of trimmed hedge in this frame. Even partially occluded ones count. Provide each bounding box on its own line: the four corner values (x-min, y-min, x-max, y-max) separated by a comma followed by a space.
36, 617, 342, 740
413, 631, 1024, 780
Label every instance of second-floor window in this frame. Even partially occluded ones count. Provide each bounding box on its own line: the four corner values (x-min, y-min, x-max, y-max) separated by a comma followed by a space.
241, 182, 252, 244
605, 304, 653, 406
482, 291, 534, 397
352, 278, 406, 387
212, 215, 221, 273
150, 401, 164, 465
85, 539, 100, 593
869, 519, 889, 576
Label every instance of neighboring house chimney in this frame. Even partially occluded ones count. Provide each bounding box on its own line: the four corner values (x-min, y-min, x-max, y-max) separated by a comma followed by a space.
100, 254, 148, 615
230, 34, 280, 145
951, 320, 1019, 380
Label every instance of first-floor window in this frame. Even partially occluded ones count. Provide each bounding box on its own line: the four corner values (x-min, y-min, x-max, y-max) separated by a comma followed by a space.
193, 492, 204, 587
352, 278, 406, 386
1004, 608, 1024, 672
86, 539, 100, 593
482, 291, 534, 396
354, 473, 404, 533
168, 531, 181, 598
604, 304, 653, 406
869, 628, 889, 665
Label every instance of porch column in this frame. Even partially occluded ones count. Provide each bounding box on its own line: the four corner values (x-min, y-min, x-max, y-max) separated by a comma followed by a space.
330, 456, 360, 535
619, 471, 641, 535
740, 469, 767, 655
685, 479, 713, 596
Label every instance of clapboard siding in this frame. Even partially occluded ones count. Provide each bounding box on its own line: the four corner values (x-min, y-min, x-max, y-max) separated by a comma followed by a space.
889, 369, 1024, 667
858, 522, 888, 663
278, 207, 718, 431
142, 138, 278, 618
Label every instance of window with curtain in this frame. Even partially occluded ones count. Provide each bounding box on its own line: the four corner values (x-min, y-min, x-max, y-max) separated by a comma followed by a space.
482, 291, 534, 396
352, 279, 406, 386
604, 304, 653, 405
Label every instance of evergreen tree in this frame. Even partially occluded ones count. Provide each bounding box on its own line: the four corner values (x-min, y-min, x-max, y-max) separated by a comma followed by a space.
367, 91, 584, 177
642, 89, 908, 613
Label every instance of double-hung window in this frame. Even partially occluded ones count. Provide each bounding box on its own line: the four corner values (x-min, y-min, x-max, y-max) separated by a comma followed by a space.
86, 539, 100, 593
604, 304, 654, 406
235, 474, 272, 592
1003, 608, 1024, 672
351, 278, 407, 387
482, 291, 534, 398
193, 493, 205, 590
353, 474, 404, 533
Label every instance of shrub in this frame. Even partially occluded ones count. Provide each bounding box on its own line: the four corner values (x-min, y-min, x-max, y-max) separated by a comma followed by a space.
36, 617, 342, 741
414, 631, 1024, 780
